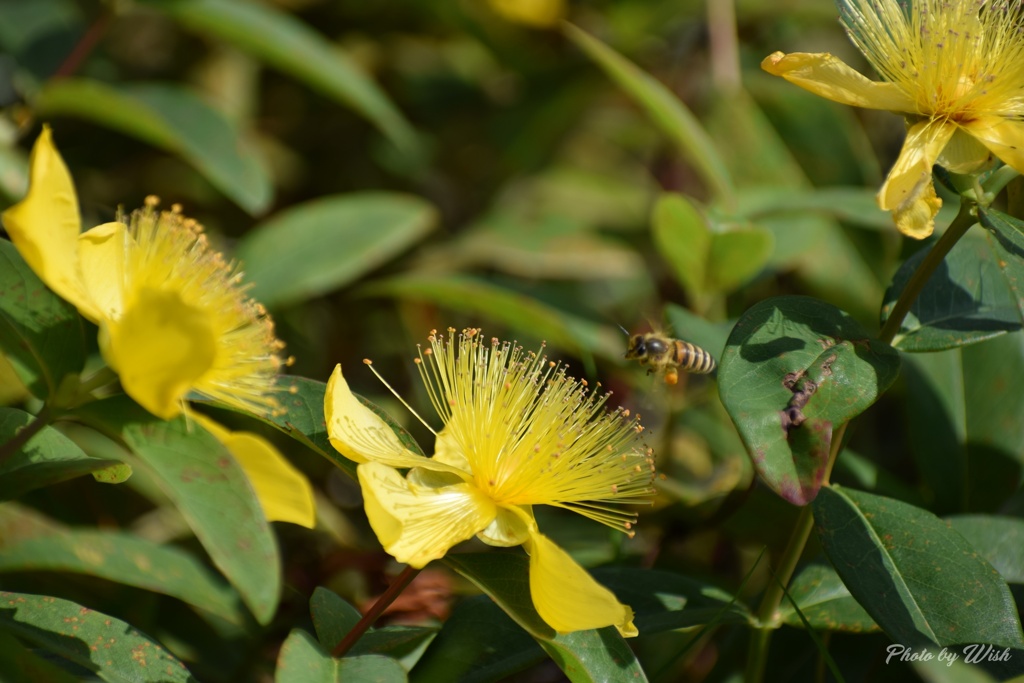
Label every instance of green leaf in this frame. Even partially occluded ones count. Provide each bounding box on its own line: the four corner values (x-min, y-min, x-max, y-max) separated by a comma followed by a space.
735, 186, 894, 231
718, 297, 900, 504
147, 0, 420, 158
778, 563, 878, 632
881, 211, 1024, 351
0, 591, 198, 682
310, 587, 361, 651
310, 587, 435, 662
361, 274, 622, 362
0, 407, 124, 501
0, 629, 81, 683
0, 530, 247, 625
0, 240, 85, 400
237, 194, 437, 308
948, 515, 1024, 584
813, 486, 1024, 649
79, 398, 280, 624
563, 23, 733, 205
34, 80, 272, 214
411, 596, 543, 683
275, 629, 407, 683
591, 567, 752, 632
442, 554, 647, 682
652, 193, 710, 298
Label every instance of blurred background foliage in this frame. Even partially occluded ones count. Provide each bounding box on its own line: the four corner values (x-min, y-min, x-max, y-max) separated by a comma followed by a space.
0, 0, 1012, 681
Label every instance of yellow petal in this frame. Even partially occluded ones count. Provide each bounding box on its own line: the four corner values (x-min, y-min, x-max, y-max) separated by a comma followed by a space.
357, 461, 497, 568
761, 52, 915, 112
963, 117, 1024, 176
432, 428, 471, 471
325, 365, 462, 473
476, 505, 532, 547
937, 128, 995, 175
879, 119, 955, 239
78, 222, 128, 321
0, 127, 103, 322
105, 288, 217, 419
190, 413, 316, 528
525, 530, 637, 637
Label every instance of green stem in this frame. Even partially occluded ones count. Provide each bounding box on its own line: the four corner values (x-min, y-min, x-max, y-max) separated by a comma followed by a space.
331, 565, 420, 658
745, 198, 978, 682
879, 200, 977, 344
0, 406, 53, 466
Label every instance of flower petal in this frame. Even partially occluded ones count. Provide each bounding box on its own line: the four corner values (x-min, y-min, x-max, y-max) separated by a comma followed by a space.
476, 505, 532, 547
879, 119, 955, 239
78, 222, 128, 321
189, 412, 316, 528
357, 461, 497, 568
761, 52, 915, 112
525, 530, 637, 637
963, 117, 1024, 176
104, 288, 217, 419
0, 127, 103, 322
325, 365, 462, 472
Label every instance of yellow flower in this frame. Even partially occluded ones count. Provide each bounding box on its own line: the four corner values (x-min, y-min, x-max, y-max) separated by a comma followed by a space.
762, 0, 1024, 239
1, 127, 315, 529
1, 127, 287, 420
325, 328, 655, 637
487, 0, 565, 28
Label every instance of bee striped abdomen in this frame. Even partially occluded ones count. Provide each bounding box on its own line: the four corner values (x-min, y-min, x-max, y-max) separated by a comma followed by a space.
672, 340, 716, 374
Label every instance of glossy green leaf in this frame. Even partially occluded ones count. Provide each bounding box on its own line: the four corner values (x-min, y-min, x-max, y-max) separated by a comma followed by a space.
948, 515, 1024, 584
34, 79, 272, 214
443, 554, 647, 682
0, 530, 246, 625
914, 657, 1001, 683
237, 194, 437, 308
813, 486, 1024, 649
0, 407, 124, 501
147, 0, 420, 158
881, 211, 1024, 351
0, 240, 85, 400
361, 274, 621, 362
718, 297, 900, 504
563, 23, 733, 205
79, 398, 280, 624
0, 591, 198, 682
275, 629, 407, 683
778, 563, 877, 632
0, 629, 81, 683
411, 596, 543, 683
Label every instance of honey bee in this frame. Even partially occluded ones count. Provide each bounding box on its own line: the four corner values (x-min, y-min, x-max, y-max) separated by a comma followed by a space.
624, 331, 717, 385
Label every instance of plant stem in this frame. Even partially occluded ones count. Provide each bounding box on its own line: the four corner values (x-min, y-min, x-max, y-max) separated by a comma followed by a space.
879, 201, 977, 344
745, 203, 977, 680
331, 565, 421, 658
54, 11, 112, 79
0, 406, 52, 466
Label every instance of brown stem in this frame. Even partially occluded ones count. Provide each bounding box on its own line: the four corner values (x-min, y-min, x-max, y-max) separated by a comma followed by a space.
331, 565, 421, 658
54, 11, 113, 79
